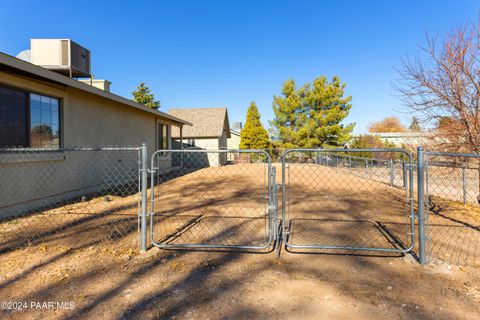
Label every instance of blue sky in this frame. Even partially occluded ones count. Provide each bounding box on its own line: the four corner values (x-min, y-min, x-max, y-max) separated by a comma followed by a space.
1, 0, 479, 133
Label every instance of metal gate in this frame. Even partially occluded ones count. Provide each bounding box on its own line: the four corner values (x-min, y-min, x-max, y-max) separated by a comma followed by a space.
149, 149, 276, 250
280, 148, 415, 253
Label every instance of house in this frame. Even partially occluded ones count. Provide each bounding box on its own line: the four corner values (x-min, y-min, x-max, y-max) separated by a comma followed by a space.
364, 132, 428, 147
169, 108, 230, 166
0, 45, 190, 219
0, 52, 189, 152
227, 128, 241, 150
227, 121, 242, 150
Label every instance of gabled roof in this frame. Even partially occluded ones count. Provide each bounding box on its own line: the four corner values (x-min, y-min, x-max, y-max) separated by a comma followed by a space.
169, 108, 231, 138
0, 52, 190, 126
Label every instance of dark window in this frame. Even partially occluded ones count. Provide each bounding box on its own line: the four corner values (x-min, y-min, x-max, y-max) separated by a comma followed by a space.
0, 85, 60, 148
0, 86, 28, 147
157, 123, 170, 152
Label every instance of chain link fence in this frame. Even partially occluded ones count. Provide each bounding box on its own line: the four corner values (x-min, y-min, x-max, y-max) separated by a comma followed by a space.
315, 153, 408, 189
1, 143, 479, 267
0, 146, 143, 253
149, 149, 275, 250
425, 152, 480, 267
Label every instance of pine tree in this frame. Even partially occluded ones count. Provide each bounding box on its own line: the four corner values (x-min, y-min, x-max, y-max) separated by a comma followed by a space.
270, 76, 354, 148
132, 82, 161, 109
409, 116, 421, 131
240, 102, 271, 149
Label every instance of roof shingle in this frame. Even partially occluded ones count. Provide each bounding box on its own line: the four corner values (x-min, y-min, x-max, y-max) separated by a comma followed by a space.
169, 108, 230, 138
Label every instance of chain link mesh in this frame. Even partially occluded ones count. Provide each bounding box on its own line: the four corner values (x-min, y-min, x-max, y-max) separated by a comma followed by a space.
0, 147, 142, 253
282, 150, 413, 252
4, 144, 479, 266
425, 153, 480, 267
150, 150, 273, 249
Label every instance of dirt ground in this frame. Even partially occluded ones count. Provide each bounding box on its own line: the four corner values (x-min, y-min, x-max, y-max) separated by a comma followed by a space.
1, 163, 479, 319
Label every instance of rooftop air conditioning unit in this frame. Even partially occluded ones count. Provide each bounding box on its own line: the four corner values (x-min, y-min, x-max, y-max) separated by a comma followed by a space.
30, 39, 91, 78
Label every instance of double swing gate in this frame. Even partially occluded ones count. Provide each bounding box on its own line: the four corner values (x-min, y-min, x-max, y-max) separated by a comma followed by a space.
144, 147, 417, 257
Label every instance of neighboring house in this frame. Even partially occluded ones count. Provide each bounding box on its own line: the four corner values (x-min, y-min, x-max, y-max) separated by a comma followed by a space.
0, 51, 189, 218
366, 132, 428, 147
169, 108, 231, 166
227, 128, 241, 150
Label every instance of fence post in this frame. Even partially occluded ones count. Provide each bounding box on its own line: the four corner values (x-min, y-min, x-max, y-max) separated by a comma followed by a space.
271, 166, 277, 241
390, 159, 394, 187
365, 159, 369, 177
417, 147, 427, 265
462, 163, 467, 204
402, 161, 407, 190
141, 143, 148, 251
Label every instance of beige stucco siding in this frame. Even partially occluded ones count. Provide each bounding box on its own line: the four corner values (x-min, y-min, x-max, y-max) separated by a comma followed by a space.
0, 70, 175, 218
0, 70, 175, 158
227, 132, 240, 149
189, 138, 220, 150
64, 87, 156, 149
178, 137, 230, 166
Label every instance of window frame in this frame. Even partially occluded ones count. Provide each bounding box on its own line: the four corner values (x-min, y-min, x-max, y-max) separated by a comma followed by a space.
156, 121, 171, 156
0, 83, 62, 149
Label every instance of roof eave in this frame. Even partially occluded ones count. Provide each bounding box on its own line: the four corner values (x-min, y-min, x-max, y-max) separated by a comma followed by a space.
0, 52, 191, 126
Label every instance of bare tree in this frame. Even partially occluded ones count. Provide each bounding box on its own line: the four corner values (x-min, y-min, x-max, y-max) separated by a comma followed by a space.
396, 19, 480, 201
396, 19, 480, 153
368, 116, 407, 133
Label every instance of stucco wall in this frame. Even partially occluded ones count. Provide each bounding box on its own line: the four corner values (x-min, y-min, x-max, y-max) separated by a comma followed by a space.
189, 138, 219, 150
177, 138, 229, 166
0, 70, 175, 218
0, 70, 176, 157
227, 132, 240, 149
65, 88, 153, 149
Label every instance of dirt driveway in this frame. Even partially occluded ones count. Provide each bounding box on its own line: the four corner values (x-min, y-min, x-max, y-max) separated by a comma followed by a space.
0, 163, 479, 319
0, 245, 479, 320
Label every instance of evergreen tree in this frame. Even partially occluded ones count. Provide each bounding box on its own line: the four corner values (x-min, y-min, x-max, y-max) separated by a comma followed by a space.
270, 76, 354, 148
409, 116, 421, 131
240, 102, 271, 149
132, 82, 161, 109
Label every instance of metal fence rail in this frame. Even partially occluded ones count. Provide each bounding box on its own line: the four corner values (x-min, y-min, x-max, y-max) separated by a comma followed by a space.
424, 151, 480, 266
149, 149, 276, 250
280, 148, 415, 253
315, 153, 408, 189
0, 146, 144, 253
